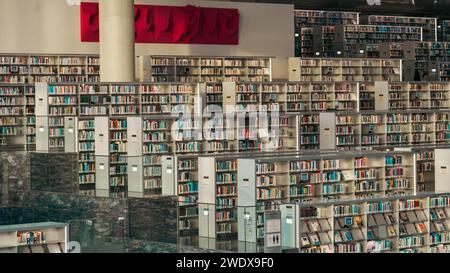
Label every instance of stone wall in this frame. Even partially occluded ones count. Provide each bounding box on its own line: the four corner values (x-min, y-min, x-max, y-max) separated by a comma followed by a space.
0, 151, 30, 206
30, 152, 78, 193
128, 196, 178, 244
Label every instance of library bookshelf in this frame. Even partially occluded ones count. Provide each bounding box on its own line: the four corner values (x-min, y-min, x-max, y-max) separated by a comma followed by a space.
137, 55, 273, 83
0, 54, 99, 84
361, 15, 437, 42
288, 58, 403, 82
0, 222, 68, 253
279, 193, 450, 253
293, 10, 360, 57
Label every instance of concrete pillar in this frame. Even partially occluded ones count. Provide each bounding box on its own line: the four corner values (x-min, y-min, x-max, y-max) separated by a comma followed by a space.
99, 0, 135, 82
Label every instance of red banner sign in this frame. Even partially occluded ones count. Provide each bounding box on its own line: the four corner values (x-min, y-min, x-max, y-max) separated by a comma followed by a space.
80, 2, 239, 45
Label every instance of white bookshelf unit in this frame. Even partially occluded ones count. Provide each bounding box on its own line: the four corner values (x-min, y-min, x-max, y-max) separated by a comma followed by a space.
0, 54, 99, 83
0, 222, 68, 253
137, 55, 273, 83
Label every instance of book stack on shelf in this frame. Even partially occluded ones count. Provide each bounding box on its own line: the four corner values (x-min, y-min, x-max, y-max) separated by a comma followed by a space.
289, 58, 402, 82
336, 114, 358, 148
109, 118, 127, 198
177, 156, 199, 238
321, 58, 342, 82
203, 113, 236, 153
58, 56, 85, 82
224, 58, 245, 82
215, 159, 238, 239
260, 83, 285, 112
378, 42, 450, 81
143, 118, 172, 194
334, 83, 358, 111
386, 113, 409, 146
342, 59, 363, 81
0, 55, 28, 83
28, 55, 58, 83
140, 84, 170, 115
79, 83, 109, 116
311, 83, 333, 111
170, 83, 197, 114
176, 57, 200, 83
354, 156, 384, 198
235, 83, 260, 112
389, 83, 409, 110
299, 114, 319, 149
138, 56, 272, 83
0, 54, 99, 83
205, 83, 224, 110
86, 56, 100, 82
149, 56, 175, 82
267, 115, 298, 151
358, 83, 375, 110
416, 150, 435, 193
333, 25, 423, 58
78, 118, 95, 196
48, 84, 78, 149
172, 117, 202, 155
333, 204, 366, 253
411, 112, 434, 145
435, 112, 450, 143
25, 84, 36, 147
201, 57, 222, 82
300, 28, 314, 57
289, 159, 321, 203
430, 83, 449, 108
286, 83, 310, 112
0, 85, 23, 146
359, 114, 384, 147
409, 83, 430, 109
256, 161, 288, 240
294, 10, 359, 57
299, 205, 334, 253
0, 222, 68, 254
321, 158, 352, 200
364, 15, 436, 42
398, 197, 429, 253
441, 20, 450, 42
384, 154, 414, 196
110, 84, 138, 116
366, 201, 398, 253
429, 195, 450, 253
246, 58, 271, 82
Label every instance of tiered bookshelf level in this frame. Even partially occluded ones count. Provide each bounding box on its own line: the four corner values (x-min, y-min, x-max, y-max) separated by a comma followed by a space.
333, 25, 423, 58
294, 10, 359, 57
366, 200, 398, 253
109, 118, 128, 198
299, 205, 334, 253
289, 58, 402, 82
0, 222, 68, 253
429, 195, 450, 253
398, 197, 429, 253
378, 42, 450, 82
0, 54, 99, 83
143, 117, 172, 195
285, 194, 450, 253
48, 84, 77, 149
78, 118, 95, 196
138, 56, 272, 83
334, 203, 366, 253
177, 156, 199, 238
363, 15, 437, 42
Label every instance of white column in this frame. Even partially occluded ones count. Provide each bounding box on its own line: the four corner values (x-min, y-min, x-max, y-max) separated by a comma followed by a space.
99, 0, 135, 82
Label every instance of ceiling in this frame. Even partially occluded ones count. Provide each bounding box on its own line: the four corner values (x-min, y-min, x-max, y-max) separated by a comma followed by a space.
214, 0, 450, 18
